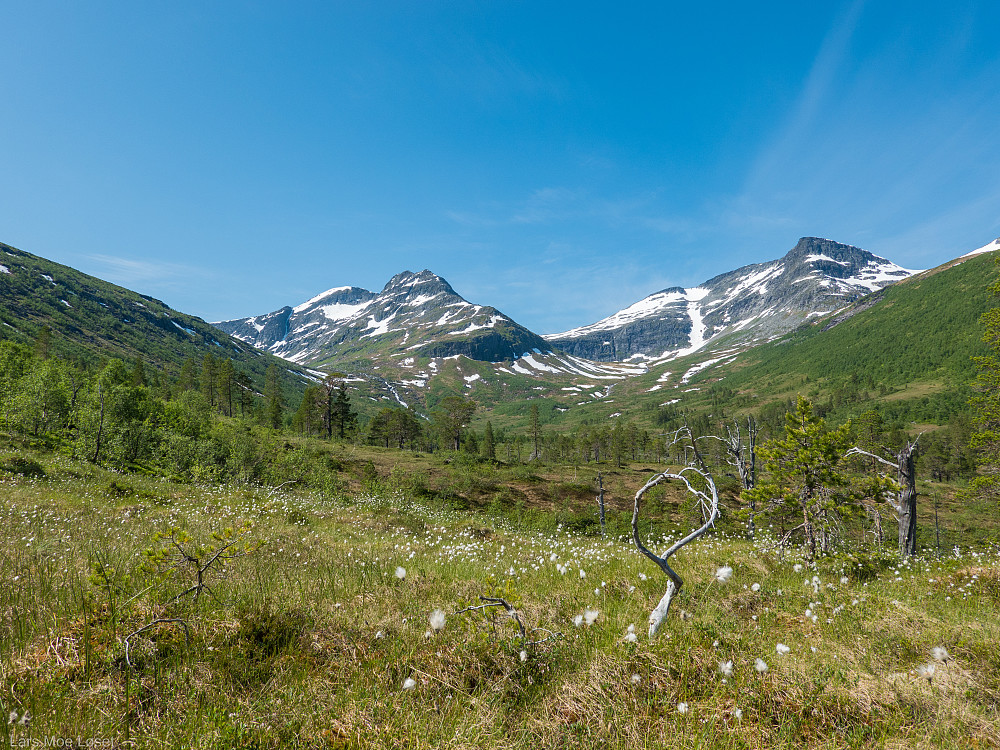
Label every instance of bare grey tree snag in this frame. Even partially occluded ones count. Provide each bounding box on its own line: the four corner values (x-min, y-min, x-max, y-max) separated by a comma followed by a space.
596, 472, 606, 537
867, 504, 885, 548
698, 417, 759, 538
666, 423, 716, 525
632, 467, 719, 637
847, 436, 920, 557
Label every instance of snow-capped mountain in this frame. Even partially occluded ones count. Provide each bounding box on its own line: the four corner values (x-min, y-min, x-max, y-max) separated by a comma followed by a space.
215, 270, 550, 366
544, 237, 917, 362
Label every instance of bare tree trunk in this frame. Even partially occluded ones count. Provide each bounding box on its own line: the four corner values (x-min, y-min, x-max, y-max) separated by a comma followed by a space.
596, 472, 606, 537
868, 504, 884, 548
632, 467, 719, 637
803, 504, 816, 558
847, 436, 921, 558
896, 441, 918, 557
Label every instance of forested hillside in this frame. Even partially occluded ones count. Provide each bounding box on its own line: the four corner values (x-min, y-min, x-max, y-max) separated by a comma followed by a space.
0, 242, 310, 399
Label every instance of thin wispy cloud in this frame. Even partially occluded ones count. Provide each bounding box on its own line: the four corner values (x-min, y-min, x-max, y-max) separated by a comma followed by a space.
85, 254, 213, 288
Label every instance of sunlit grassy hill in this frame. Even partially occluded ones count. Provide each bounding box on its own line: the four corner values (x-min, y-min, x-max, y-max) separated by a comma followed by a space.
0, 241, 311, 400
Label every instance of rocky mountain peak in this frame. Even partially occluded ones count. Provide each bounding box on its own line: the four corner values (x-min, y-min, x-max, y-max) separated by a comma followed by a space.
382, 270, 455, 295
545, 237, 916, 362
215, 269, 548, 366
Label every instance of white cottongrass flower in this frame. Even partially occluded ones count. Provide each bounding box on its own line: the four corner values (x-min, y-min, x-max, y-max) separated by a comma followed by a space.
573, 614, 584, 627
793, 563, 803, 573
677, 702, 689, 714
579, 569, 587, 579
630, 673, 642, 684
732, 707, 743, 720
402, 677, 417, 690
776, 643, 790, 656
429, 609, 446, 631
395, 566, 406, 579
719, 660, 733, 677
715, 565, 733, 583
519, 650, 528, 662
625, 631, 638, 643
840, 576, 849, 585
751, 582, 761, 592
7, 711, 17, 724
754, 658, 768, 673
931, 646, 950, 663
584, 607, 600, 625
918, 663, 936, 683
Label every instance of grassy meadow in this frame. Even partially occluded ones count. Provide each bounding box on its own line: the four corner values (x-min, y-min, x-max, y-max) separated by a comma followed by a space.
1, 448, 999, 749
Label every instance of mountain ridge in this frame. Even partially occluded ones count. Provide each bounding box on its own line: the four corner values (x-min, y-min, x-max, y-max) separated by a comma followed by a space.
544, 237, 916, 362
215, 269, 551, 366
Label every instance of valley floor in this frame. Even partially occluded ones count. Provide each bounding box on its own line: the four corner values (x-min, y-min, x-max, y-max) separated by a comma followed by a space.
1, 455, 999, 749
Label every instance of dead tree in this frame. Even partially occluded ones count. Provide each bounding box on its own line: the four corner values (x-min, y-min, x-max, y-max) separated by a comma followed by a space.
847, 436, 920, 557
632, 466, 720, 637
595, 472, 607, 536
697, 417, 759, 538
663, 422, 716, 525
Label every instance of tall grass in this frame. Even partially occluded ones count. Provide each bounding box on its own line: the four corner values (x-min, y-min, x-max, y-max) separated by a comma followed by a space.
1, 453, 998, 748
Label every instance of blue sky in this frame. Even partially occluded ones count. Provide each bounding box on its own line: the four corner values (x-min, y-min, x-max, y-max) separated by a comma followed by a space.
3, 1, 1000, 334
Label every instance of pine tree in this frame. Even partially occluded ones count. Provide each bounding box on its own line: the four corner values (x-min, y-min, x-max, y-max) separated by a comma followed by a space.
201, 353, 217, 409
35, 325, 51, 360
530, 403, 540, 459
178, 357, 197, 393
745, 396, 854, 557
264, 363, 283, 429
130, 356, 147, 388
217, 359, 234, 417
434, 396, 475, 451
329, 383, 357, 439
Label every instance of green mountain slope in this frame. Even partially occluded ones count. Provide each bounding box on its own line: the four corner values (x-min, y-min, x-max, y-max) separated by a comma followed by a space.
0, 241, 311, 397
665, 251, 996, 426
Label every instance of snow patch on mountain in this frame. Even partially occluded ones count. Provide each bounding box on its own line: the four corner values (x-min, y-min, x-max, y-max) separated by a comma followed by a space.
548, 288, 687, 339
806, 253, 849, 266
293, 286, 355, 313
321, 301, 371, 321
962, 237, 1000, 258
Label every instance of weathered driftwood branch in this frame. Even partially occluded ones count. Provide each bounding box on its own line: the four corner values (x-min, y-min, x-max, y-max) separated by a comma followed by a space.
632, 467, 719, 637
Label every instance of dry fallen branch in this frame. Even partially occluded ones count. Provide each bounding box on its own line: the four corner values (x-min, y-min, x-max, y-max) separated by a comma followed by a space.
123, 618, 191, 668
454, 596, 563, 648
